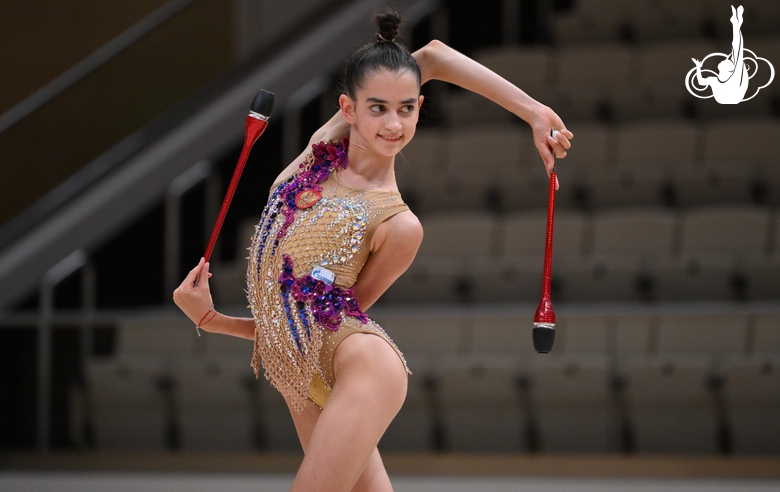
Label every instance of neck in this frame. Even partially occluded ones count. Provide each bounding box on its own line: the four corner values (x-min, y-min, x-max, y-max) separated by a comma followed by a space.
341, 139, 397, 191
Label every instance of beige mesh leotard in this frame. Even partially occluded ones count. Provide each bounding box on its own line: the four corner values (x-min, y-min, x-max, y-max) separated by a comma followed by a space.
247, 139, 410, 412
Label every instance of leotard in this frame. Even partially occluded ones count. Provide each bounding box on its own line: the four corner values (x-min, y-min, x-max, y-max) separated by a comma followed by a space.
247, 139, 410, 412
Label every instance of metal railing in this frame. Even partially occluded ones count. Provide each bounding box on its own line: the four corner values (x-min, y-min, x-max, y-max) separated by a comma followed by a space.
0, 0, 197, 136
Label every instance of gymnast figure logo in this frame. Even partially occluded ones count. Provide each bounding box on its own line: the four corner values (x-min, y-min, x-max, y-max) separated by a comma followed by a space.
685, 5, 774, 104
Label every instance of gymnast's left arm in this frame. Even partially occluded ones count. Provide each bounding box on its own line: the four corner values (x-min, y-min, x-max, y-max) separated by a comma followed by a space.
350, 210, 423, 311
413, 40, 573, 188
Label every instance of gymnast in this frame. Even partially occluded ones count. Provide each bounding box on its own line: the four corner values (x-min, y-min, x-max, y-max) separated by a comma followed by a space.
692, 5, 749, 104
174, 10, 572, 491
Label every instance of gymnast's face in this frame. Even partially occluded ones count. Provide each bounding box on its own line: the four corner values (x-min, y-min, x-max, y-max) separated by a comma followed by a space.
340, 69, 423, 157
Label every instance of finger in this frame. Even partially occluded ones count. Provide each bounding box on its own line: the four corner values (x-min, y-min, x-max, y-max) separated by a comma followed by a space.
555, 174, 560, 191
553, 131, 572, 150
547, 135, 568, 158
536, 140, 555, 175
184, 258, 205, 287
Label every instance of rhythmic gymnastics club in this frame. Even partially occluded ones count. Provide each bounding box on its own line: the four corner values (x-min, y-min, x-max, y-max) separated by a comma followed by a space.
197, 90, 274, 284
532, 129, 559, 354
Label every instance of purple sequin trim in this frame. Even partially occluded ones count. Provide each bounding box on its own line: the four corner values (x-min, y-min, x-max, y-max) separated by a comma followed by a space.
279, 254, 368, 332
276, 139, 349, 239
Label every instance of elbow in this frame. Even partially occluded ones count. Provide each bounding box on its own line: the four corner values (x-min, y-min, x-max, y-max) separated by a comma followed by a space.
416, 40, 446, 83
420, 39, 446, 63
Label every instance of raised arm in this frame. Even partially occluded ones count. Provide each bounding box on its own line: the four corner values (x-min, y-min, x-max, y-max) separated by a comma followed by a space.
413, 40, 572, 182
273, 40, 573, 187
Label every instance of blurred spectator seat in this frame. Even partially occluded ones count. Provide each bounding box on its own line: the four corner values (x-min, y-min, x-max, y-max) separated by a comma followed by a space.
437, 356, 526, 452
86, 357, 168, 450
174, 358, 255, 451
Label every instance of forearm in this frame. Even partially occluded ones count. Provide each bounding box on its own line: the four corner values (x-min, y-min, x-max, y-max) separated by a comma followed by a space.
412, 40, 544, 124
200, 312, 256, 340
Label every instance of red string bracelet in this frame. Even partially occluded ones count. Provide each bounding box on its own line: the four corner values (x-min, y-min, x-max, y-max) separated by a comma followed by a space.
195, 304, 216, 336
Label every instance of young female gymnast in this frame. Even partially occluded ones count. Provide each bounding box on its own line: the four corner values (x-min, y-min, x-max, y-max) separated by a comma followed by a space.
174, 10, 572, 491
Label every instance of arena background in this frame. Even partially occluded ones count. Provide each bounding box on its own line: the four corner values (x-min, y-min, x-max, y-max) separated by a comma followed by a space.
1, 0, 779, 490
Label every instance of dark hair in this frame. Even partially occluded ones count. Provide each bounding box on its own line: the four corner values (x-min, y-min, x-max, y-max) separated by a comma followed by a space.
340, 9, 421, 99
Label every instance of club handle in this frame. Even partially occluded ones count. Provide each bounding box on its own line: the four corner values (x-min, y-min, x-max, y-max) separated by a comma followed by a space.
196, 89, 275, 288
542, 169, 556, 299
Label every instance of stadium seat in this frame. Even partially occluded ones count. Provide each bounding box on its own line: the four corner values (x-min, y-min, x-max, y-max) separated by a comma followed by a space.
656, 206, 771, 300
445, 126, 536, 210
556, 315, 611, 354
380, 352, 434, 452
115, 317, 199, 361
753, 313, 780, 353
614, 315, 654, 359
259, 380, 301, 452
86, 357, 168, 450
550, 0, 635, 44
370, 312, 464, 358
384, 212, 497, 304
470, 314, 537, 357
174, 358, 255, 451
592, 207, 678, 256
530, 354, 617, 452
553, 44, 635, 121
628, 1, 715, 42
396, 130, 449, 212
655, 313, 749, 356
722, 353, 780, 454
472, 211, 586, 302
210, 261, 249, 306
624, 354, 718, 453
437, 355, 527, 452
609, 121, 697, 207
552, 123, 610, 208
617, 41, 715, 119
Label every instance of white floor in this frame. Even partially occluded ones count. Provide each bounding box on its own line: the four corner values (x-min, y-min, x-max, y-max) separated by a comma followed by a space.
2, 473, 779, 492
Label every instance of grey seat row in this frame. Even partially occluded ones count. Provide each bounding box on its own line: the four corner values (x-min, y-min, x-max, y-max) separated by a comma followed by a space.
383, 206, 780, 303
399, 118, 780, 211
447, 37, 780, 124
373, 310, 780, 454
550, 0, 780, 44
76, 311, 780, 454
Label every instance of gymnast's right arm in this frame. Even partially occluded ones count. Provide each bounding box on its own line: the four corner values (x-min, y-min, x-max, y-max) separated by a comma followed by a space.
271, 110, 352, 186
173, 257, 255, 339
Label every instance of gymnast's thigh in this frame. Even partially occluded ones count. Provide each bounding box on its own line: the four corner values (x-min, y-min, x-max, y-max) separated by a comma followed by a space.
285, 394, 322, 453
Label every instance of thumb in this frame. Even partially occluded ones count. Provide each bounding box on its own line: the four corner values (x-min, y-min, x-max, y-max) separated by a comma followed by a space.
198, 262, 211, 289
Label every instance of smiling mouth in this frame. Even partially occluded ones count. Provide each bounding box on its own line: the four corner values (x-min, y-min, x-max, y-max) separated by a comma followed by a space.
379, 134, 402, 142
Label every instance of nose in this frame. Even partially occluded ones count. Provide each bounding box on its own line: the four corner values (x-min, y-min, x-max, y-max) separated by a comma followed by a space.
384, 113, 402, 133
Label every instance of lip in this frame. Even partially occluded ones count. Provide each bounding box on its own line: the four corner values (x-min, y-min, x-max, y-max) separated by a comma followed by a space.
378, 134, 402, 142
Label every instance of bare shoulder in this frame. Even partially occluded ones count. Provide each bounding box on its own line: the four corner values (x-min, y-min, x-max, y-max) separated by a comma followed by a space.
370, 209, 423, 254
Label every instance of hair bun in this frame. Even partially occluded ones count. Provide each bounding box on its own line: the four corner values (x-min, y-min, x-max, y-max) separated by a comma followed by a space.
375, 9, 401, 42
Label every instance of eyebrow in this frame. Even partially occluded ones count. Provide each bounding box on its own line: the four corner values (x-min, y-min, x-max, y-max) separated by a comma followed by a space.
366, 97, 418, 104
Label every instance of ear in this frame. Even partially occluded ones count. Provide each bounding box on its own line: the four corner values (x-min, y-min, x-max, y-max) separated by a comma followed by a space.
339, 94, 356, 125
418, 94, 424, 109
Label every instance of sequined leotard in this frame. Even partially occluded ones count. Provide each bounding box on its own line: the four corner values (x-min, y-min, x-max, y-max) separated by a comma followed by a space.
248, 139, 410, 413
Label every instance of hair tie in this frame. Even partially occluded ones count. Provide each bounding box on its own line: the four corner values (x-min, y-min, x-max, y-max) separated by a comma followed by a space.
376, 33, 394, 42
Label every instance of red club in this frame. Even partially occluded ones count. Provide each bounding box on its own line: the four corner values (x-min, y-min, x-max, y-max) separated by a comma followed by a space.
533, 129, 558, 354
196, 90, 274, 286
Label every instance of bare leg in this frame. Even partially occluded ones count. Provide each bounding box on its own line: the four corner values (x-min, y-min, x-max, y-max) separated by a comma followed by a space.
287, 404, 393, 491
287, 333, 407, 491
